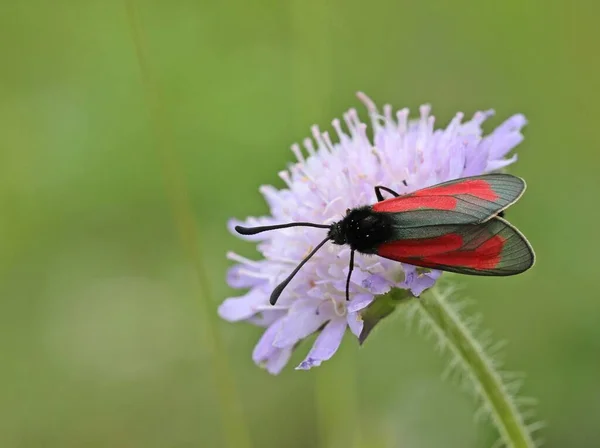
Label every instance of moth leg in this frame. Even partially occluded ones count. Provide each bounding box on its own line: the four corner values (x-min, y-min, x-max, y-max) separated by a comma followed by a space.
374, 185, 401, 202
345, 249, 355, 301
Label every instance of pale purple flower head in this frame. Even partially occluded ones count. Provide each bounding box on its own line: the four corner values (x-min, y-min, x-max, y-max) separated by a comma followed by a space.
220, 93, 527, 374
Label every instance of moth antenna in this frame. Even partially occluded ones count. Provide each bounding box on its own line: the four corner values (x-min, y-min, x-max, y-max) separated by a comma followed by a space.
235, 222, 330, 235
270, 236, 331, 305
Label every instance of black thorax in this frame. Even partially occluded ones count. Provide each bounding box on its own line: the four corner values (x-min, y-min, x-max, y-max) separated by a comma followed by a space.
328, 206, 395, 254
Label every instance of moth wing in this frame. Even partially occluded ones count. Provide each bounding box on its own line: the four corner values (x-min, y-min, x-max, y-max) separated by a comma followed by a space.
376, 217, 535, 276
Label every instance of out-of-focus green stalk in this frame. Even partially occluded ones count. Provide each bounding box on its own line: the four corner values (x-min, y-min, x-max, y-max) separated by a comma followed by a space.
314, 349, 361, 448
290, 1, 362, 447
124, 3, 251, 448
413, 286, 539, 448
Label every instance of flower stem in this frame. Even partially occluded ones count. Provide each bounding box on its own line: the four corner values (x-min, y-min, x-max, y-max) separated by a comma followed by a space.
124, 3, 252, 447
409, 285, 540, 447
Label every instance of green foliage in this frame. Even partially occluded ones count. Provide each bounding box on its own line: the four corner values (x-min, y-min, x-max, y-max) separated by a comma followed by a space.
359, 288, 412, 344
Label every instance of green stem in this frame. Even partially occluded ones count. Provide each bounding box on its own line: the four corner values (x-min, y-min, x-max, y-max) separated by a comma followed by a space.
412, 286, 540, 447
124, 3, 252, 448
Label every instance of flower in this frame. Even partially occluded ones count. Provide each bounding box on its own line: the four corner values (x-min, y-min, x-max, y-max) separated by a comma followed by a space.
220, 93, 527, 374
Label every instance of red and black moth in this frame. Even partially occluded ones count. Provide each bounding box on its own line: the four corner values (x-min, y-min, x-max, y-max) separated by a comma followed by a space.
236, 173, 535, 305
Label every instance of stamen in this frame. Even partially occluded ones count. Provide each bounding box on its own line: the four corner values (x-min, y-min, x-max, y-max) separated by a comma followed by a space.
322, 132, 336, 153
291, 143, 305, 163
303, 138, 316, 156
332, 297, 347, 317
332, 118, 346, 142
343, 111, 354, 135
444, 112, 464, 140
311, 125, 327, 152
315, 295, 347, 317
322, 196, 344, 215
427, 115, 435, 133
297, 164, 317, 184
268, 255, 305, 265
347, 109, 362, 130
357, 122, 369, 144
227, 251, 259, 266
278, 171, 293, 188
397, 108, 409, 134
238, 268, 272, 280
383, 104, 393, 124
259, 185, 285, 209
472, 109, 495, 126
419, 104, 432, 121
356, 91, 377, 113
254, 304, 288, 312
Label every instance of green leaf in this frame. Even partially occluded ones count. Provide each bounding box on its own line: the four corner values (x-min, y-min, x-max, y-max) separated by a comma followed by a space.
358, 288, 413, 344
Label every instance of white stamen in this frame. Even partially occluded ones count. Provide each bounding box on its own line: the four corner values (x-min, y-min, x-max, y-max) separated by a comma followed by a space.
278, 170, 293, 188
291, 143, 305, 163
303, 138, 316, 156
420, 104, 431, 120
322, 196, 344, 215
255, 304, 288, 312
321, 132, 334, 153
356, 91, 377, 113
383, 104, 393, 125
311, 125, 327, 152
238, 268, 273, 280
332, 297, 347, 317
227, 251, 259, 266
332, 118, 345, 141
397, 108, 409, 134
343, 110, 356, 136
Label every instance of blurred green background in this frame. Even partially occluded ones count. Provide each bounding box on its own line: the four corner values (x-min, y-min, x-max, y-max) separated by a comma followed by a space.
1, 1, 599, 447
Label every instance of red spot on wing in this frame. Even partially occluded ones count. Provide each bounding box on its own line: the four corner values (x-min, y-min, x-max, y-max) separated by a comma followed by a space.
377, 234, 463, 258
372, 179, 498, 213
372, 195, 457, 213
418, 179, 499, 201
377, 234, 506, 271
425, 235, 505, 270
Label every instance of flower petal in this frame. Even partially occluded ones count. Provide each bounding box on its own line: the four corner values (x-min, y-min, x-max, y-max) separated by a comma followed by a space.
266, 348, 293, 375
400, 265, 438, 297
346, 311, 364, 337
347, 293, 375, 313
226, 264, 263, 289
273, 300, 328, 348
489, 134, 524, 161
218, 290, 266, 322
296, 318, 347, 370
252, 319, 283, 364
360, 274, 391, 295
492, 114, 527, 137
252, 319, 295, 374
486, 154, 518, 172
247, 310, 285, 327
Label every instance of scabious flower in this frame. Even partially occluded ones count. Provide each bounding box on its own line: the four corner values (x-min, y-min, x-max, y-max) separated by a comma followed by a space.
220, 93, 527, 374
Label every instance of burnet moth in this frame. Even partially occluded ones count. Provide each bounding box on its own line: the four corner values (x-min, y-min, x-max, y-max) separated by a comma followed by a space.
236, 173, 535, 305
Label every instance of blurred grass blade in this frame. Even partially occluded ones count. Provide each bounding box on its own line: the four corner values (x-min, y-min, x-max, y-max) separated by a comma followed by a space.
124, 2, 251, 447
